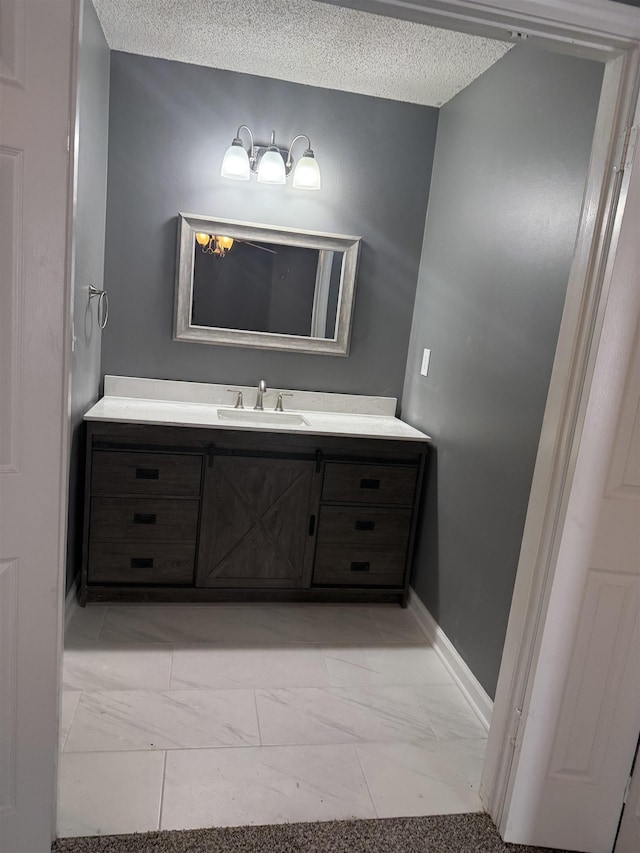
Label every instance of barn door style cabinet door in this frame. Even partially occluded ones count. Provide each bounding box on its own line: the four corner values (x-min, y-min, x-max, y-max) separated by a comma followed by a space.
196, 454, 317, 588
80, 422, 428, 605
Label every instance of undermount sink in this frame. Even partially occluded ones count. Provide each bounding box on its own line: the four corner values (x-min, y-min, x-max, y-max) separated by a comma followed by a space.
217, 408, 309, 427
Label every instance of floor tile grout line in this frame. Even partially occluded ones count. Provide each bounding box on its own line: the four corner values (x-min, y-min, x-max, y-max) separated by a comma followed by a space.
253, 689, 263, 746
318, 650, 340, 689
64, 698, 479, 752
59, 733, 491, 754
96, 605, 108, 640
366, 605, 389, 645
352, 742, 380, 819
64, 639, 429, 649
60, 679, 459, 695
168, 644, 176, 690
60, 690, 82, 754
60, 679, 455, 692
410, 684, 445, 742
157, 749, 168, 831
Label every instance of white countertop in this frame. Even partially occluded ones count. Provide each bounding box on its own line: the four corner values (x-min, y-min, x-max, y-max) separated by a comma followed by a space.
84, 377, 431, 443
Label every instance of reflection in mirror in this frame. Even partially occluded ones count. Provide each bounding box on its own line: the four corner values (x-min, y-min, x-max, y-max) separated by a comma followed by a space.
174, 214, 361, 355
191, 239, 343, 339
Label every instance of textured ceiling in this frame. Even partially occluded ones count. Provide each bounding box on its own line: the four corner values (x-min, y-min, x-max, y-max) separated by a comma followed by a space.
91, 0, 512, 107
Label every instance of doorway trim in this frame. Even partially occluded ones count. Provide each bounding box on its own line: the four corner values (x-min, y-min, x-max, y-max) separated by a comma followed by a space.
37, 0, 638, 845
325, 0, 640, 837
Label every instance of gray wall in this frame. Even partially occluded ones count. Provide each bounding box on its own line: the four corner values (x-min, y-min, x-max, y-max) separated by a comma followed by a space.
101, 53, 438, 398
66, 0, 110, 592
402, 46, 603, 698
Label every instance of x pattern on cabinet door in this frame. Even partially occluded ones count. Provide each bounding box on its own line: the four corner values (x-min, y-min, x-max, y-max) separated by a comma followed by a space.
197, 456, 314, 587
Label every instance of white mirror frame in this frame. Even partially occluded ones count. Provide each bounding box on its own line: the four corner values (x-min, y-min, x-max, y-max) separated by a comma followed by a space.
174, 212, 361, 355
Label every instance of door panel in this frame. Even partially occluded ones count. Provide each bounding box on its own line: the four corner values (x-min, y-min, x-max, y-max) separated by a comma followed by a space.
616, 739, 640, 853
533, 318, 640, 853
197, 456, 314, 587
505, 246, 640, 852
0, 1, 75, 850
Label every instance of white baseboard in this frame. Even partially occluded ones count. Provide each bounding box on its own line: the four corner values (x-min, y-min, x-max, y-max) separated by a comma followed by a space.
64, 579, 78, 631
407, 587, 493, 731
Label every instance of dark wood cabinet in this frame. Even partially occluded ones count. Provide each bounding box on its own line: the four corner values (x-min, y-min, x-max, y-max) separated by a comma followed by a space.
321, 462, 418, 506
196, 455, 316, 588
80, 421, 428, 606
85, 446, 203, 588
88, 541, 196, 585
314, 462, 418, 588
91, 450, 202, 496
90, 497, 200, 541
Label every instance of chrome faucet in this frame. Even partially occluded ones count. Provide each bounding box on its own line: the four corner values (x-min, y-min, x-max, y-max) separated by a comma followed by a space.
226, 388, 244, 409
254, 379, 267, 411
275, 392, 293, 412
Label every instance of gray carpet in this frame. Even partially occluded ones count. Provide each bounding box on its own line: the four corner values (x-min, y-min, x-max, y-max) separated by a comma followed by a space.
52, 813, 578, 852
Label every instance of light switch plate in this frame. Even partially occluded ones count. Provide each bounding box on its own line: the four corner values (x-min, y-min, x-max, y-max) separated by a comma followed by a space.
420, 348, 431, 377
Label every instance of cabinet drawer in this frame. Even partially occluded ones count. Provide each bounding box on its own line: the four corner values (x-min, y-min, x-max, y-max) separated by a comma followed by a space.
91, 451, 202, 496
88, 542, 195, 584
322, 463, 417, 505
313, 545, 406, 587
317, 506, 412, 548
90, 497, 199, 541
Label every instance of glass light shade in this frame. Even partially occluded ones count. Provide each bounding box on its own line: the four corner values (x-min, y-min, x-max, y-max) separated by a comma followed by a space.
221, 143, 251, 180
292, 154, 321, 190
195, 232, 211, 246
257, 148, 286, 185
218, 236, 234, 250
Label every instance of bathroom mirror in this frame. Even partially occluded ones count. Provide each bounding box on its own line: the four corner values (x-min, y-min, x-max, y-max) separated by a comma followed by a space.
174, 213, 361, 355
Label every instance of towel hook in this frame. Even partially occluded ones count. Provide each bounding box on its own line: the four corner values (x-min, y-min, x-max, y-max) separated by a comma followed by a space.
88, 285, 109, 330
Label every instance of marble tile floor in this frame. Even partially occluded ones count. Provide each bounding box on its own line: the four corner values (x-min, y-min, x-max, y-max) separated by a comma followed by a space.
58, 602, 488, 838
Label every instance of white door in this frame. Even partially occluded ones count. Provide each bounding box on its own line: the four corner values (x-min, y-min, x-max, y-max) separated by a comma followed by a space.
0, 1, 75, 850
502, 157, 640, 853
616, 739, 640, 853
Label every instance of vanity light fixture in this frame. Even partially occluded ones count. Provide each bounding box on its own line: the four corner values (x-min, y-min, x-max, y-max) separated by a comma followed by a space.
220, 125, 321, 190
257, 134, 287, 185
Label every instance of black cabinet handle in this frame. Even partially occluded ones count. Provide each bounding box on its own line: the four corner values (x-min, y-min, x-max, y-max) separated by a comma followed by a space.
350, 561, 370, 572
355, 520, 375, 531
360, 478, 380, 490
308, 514, 316, 536
135, 468, 159, 480
131, 557, 154, 568
315, 449, 323, 473
133, 513, 156, 525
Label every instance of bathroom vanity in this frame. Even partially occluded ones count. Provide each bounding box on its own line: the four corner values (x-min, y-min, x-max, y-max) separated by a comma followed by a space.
80, 377, 430, 606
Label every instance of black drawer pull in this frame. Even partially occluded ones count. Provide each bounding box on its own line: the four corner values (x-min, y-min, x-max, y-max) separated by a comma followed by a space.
350, 561, 370, 572
360, 478, 380, 490
135, 468, 159, 480
131, 557, 154, 568
308, 514, 316, 536
355, 519, 375, 531
133, 513, 156, 525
